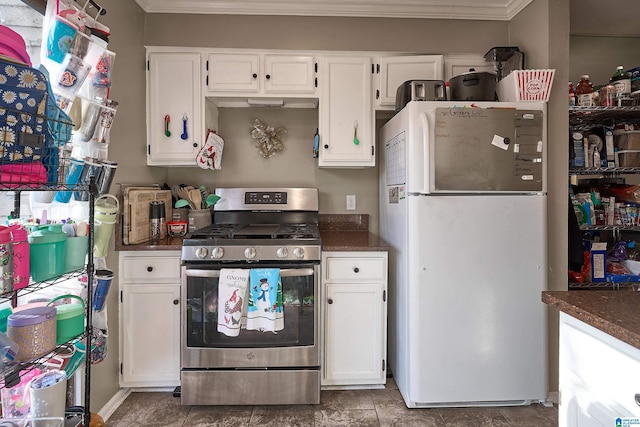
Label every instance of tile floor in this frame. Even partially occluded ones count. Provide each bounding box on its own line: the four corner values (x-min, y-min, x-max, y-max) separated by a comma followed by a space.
106, 378, 558, 426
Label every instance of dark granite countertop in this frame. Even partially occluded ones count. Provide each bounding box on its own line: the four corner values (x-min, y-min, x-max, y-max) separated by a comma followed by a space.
116, 213, 389, 252
542, 290, 640, 349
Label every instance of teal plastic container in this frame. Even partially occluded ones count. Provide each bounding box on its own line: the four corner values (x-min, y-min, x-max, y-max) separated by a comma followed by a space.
28, 224, 67, 281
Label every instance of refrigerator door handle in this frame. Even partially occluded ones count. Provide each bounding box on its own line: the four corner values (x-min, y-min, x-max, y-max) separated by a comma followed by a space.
419, 111, 430, 194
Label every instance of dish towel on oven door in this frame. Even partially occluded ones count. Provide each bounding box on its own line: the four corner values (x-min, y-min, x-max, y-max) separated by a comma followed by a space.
217, 268, 250, 337
247, 268, 284, 332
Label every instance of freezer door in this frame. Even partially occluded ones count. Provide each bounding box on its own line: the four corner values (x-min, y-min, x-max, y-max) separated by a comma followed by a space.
433, 108, 545, 192
406, 194, 548, 406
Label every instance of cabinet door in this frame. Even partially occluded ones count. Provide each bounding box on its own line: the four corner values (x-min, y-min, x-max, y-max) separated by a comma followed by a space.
318, 56, 374, 167
376, 55, 444, 107
443, 54, 494, 82
324, 283, 384, 385
120, 284, 181, 387
264, 54, 316, 94
147, 52, 202, 166
206, 53, 260, 92
559, 313, 640, 425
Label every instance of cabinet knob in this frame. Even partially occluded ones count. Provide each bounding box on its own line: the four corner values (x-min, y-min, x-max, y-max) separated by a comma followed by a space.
252, 73, 258, 79
147, 266, 153, 272
353, 267, 360, 273
328, 298, 333, 304
173, 299, 179, 305
265, 74, 271, 80
324, 144, 329, 149
193, 143, 198, 148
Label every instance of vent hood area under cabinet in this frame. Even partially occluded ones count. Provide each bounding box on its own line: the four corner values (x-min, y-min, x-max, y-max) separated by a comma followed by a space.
207, 96, 319, 109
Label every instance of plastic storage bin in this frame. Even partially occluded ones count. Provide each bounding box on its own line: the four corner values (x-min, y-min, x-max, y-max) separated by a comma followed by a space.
7, 306, 57, 361
496, 69, 555, 102
47, 294, 85, 345
28, 224, 67, 282
615, 130, 640, 167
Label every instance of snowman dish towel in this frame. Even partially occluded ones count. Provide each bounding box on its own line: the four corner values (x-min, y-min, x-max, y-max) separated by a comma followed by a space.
247, 268, 284, 333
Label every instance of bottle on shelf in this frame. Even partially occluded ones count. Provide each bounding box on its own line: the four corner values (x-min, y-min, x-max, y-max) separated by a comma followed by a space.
610, 65, 631, 104
576, 75, 594, 107
569, 81, 576, 106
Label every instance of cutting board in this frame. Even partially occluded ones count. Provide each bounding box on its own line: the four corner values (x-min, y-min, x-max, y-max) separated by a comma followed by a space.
124, 188, 173, 245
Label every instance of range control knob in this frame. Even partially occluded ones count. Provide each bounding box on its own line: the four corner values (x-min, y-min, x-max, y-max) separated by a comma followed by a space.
293, 247, 305, 259
276, 247, 289, 258
244, 247, 257, 259
195, 247, 208, 259
211, 247, 224, 259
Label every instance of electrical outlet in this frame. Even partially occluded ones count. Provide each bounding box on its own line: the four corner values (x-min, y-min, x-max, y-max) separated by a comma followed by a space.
346, 195, 356, 211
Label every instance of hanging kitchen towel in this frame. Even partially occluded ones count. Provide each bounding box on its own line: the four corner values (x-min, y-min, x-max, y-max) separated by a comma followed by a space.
216, 268, 250, 337
196, 130, 224, 170
246, 268, 284, 333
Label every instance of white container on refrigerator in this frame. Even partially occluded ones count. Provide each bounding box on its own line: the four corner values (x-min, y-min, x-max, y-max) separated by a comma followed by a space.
379, 100, 548, 408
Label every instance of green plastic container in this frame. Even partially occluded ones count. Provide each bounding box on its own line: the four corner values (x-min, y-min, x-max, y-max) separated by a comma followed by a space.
0, 306, 12, 333
48, 294, 84, 345
29, 224, 67, 281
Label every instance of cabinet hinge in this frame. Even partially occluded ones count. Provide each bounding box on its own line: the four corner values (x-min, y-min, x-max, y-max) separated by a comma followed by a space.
376, 89, 380, 100
315, 77, 318, 88
376, 63, 380, 74
371, 146, 375, 156
382, 359, 386, 371
120, 363, 123, 375
315, 62, 318, 73
383, 290, 386, 302
371, 64, 375, 74
147, 145, 150, 155
206, 60, 209, 71
147, 60, 150, 71
206, 75, 209, 86
120, 290, 123, 303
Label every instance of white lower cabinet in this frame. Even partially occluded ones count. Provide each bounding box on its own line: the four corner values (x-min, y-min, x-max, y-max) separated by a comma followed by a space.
119, 251, 181, 388
321, 251, 388, 388
559, 312, 640, 426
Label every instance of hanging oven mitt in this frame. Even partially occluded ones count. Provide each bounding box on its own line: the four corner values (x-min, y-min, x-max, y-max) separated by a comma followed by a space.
196, 130, 224, 170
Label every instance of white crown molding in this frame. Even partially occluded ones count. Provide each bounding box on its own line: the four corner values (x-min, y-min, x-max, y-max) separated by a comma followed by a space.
134, 0, 533, 21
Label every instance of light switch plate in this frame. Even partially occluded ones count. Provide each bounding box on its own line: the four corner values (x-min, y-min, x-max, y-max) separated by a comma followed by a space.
346, 195, 356, 211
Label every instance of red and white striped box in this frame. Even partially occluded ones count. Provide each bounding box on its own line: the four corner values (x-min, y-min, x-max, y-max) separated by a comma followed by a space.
496, 69, 555, 102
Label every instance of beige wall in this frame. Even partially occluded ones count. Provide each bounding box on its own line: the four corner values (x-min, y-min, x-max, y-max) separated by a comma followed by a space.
570, 36, 640, 85
96, 0, 570, 413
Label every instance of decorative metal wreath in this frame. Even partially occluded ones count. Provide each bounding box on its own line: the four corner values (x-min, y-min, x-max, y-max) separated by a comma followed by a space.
250, 118, 287, 158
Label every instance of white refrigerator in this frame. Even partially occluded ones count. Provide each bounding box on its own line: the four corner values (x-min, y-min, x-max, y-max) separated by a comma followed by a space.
379, 100, 548, 408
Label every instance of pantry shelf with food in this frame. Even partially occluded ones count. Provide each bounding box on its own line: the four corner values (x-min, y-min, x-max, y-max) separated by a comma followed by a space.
569, 104, 640, 290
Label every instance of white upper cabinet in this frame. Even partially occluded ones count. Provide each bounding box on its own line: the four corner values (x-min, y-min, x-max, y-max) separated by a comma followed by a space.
318, 56, 374, 168
146, 51, 202, 166
206, 53, 317, 96
443, 54, 495, 82
375, 55, 443, 109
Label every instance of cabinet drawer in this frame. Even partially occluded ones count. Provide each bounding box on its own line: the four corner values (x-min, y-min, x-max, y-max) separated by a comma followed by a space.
325, 257, 386, 281
121, 254, 181, 283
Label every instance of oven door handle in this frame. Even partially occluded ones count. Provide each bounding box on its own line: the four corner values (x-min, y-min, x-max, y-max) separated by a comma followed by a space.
185, 268, 315, 278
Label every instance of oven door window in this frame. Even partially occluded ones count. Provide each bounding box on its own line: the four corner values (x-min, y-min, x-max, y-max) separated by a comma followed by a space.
184, 265, 317, 348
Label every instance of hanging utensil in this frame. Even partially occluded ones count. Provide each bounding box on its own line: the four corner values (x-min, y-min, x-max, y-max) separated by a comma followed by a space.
181, 114, 188, 140
353, 120, 359, 145
164, 115, 171, 137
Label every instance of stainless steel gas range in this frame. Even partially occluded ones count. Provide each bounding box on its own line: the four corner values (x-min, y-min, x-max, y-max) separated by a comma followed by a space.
180, 188, 321, 405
